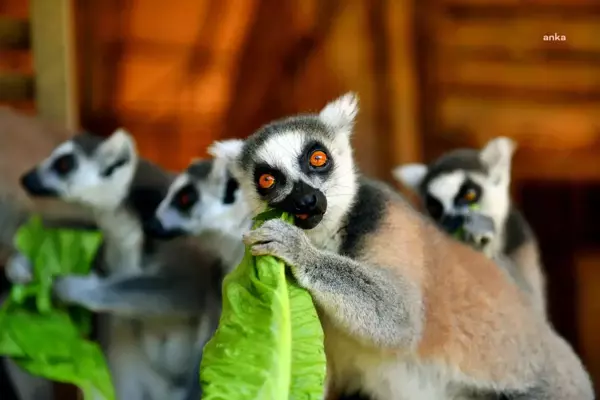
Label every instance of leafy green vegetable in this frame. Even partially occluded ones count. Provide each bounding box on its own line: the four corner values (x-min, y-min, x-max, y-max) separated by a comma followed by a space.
200, 211, 326, 400
0, 216, 115, 400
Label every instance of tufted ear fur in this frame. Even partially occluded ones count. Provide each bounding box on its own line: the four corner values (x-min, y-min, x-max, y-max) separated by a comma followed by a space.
208, 139, 244, 163
208, 139, 245, 178
392, 163, 428, 192
319, 92, 359, 136
479, 137, 517, 185
95, 128, 136, 174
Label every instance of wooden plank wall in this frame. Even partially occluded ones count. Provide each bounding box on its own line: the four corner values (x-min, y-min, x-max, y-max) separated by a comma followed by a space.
0, 0, 34, 114
420, 0, 600, 181
73, 0, 421, 177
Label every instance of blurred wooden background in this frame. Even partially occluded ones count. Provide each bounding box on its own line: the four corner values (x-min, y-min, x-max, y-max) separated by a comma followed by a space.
1, 0, 600, 398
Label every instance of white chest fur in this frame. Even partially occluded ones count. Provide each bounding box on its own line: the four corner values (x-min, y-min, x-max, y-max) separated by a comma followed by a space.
94, 208, 144, 274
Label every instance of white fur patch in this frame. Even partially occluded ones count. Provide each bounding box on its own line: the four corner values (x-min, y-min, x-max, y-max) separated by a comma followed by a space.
319, 92, 359, 134
427, 171, 466, 213
208, 139, 245, 164
256, 132, 304, 186
393, 164, 428, 191
479, 137, 516, 184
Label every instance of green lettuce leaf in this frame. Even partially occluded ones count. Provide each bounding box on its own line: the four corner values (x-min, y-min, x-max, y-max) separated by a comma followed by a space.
0, 216, 115, 400
200, 211, 326, 400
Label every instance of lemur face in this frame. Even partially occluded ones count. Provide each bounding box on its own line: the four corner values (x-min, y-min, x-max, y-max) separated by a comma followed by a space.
209, 93, 359, 231
393, 137, 516, 235
20, 129, 137, 210
146, 155, 247, 240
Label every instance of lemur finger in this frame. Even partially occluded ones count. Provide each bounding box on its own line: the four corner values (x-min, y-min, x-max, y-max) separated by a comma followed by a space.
242, 227, 282, 246
5, 252, 33, 284
249, 243, 280, 257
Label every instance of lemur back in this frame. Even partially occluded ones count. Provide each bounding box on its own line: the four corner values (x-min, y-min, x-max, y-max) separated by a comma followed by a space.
212, 93, 593, 400
393, 139, 547, 317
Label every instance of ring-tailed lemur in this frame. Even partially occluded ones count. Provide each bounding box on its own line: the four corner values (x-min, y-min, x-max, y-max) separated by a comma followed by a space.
145, 151, 252, 268
140, 151, 252, 400
392, 138, 547, 318
209, 93, 593, 399
11, 129, 225, 400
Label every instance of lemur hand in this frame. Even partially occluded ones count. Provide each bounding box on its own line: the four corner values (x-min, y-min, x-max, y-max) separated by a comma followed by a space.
242, 219, 316, 279
52, 273, 103, 309
5, 252, 34, 285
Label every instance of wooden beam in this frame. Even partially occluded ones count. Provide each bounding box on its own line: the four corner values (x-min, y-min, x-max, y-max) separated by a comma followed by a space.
29, 0, 78, 129
0, 17, 29, 48
439, 96, 600, 151
0, 73, 33, 101
386, 0, 423, 169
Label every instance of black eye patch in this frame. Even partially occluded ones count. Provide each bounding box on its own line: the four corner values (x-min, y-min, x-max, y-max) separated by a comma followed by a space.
51, 154, 77, 177
101, 156, 130, 178
171, 184, 199, 212
128, 187, 167, 222
424, 194, 444, 221
454, 180, 482, 207
222, 175, 239, 204
299, 141, 333, 175
253, 164, 287, 197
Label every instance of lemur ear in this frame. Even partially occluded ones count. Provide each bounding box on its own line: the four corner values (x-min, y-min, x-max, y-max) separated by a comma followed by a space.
96, 128, 136, 171
207, 139, 244, 164
392, 164, 428, 191
479, 137, 517, 185
319, 92, 359, 135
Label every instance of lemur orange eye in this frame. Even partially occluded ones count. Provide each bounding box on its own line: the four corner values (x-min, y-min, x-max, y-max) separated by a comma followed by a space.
179, 194, 190, 205
258, 174, 275, 189
309, 150, 328, 168
464, 189, 477, 202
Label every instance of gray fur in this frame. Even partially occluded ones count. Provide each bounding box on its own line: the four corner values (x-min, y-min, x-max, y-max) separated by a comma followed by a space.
243, 212, 421, 349
71, 132, 104, 155
186, 160, 213, 180
240, 115, 333, 170
10, 129, 228, 400
229, 96, 593, 399
418, 148, 487, 194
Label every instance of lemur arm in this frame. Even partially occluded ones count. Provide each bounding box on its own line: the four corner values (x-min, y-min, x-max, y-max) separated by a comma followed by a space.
52, 272, 209, 318
242, 219, 423, 349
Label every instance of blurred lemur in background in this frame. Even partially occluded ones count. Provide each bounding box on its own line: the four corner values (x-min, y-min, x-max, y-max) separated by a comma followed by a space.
392, 137, 547, 317
142, 148, 253, 400
5, 129, 239, 400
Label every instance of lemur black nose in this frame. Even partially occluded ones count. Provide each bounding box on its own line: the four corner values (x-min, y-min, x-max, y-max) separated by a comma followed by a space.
20, 169, 57, 197
293, 194, 317, 211
143, 217, 184, 241
440, 214, 465, 234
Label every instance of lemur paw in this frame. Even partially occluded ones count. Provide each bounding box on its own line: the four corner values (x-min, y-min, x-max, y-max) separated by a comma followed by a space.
53, 274, 102, 308
5, 252, 34, 284
242, 219, 313, 268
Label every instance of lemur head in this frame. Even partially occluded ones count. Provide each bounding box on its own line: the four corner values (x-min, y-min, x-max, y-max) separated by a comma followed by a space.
20, 128, 138, 210
145, 148, 249, 240
393, 137, 516, 234
209, 92, 359, 236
